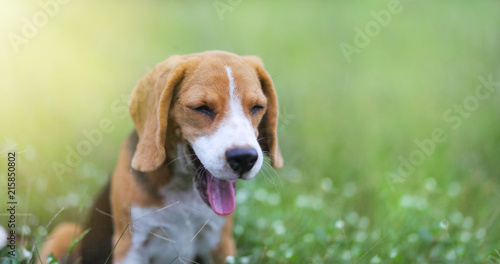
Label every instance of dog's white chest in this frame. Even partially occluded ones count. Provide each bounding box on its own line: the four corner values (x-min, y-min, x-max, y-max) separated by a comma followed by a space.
120, 186, 225, 264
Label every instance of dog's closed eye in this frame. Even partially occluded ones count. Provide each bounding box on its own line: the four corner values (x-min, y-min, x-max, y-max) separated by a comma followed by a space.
189, 105, 215, 117
251, 105, 264, 115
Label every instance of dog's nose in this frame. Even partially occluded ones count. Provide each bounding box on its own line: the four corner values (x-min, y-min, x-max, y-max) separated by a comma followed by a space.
226, 148, 258, 175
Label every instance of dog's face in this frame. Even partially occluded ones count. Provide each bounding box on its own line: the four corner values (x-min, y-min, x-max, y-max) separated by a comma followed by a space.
173, 63, 267, 180
172, 62, 267, 215
129, 51, 283, 215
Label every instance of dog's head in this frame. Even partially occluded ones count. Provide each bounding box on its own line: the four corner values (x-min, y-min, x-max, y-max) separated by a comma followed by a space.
129, 51, 283, 215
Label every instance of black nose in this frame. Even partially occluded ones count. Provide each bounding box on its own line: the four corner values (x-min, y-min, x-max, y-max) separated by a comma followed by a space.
226, 148, 258, 175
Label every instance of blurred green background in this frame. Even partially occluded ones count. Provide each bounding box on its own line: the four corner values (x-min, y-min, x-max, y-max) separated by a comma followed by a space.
1, 0, 500, 263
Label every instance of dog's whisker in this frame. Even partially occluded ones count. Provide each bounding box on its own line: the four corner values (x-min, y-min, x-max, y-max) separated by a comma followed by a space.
262, 166, 279, 191
263, 150, 290, 167
164, 153, 198, 169
259, 163, 274, 183
262, 151, 288, 190
194, 165, 205, 176
261, 160, 284, 192
184, 158, 197, 168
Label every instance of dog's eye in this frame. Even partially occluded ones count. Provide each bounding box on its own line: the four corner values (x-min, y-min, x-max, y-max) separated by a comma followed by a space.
251, 105, 264, 115
190, 105, 214, 116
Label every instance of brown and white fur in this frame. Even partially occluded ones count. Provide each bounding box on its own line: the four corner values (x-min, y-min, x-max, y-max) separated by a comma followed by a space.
39, 51, 283, 264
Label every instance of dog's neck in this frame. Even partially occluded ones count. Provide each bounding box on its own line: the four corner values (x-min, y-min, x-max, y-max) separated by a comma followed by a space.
129, 130, 197, 199
164, 142, 196, 191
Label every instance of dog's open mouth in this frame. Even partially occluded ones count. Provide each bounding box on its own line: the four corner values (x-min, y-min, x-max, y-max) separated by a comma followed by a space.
190, 147, 237, 216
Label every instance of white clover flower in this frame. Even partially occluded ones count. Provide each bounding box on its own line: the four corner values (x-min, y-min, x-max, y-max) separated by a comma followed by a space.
343, 182, 357, 197
370, 255, 381, 263
267, 193, 281, 205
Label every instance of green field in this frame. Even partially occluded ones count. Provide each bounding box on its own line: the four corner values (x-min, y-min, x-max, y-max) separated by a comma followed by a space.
1, 0, 500, 263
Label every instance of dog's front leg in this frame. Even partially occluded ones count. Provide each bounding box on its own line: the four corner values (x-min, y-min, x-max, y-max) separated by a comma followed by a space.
212, 215, 236, 264
111, 220, 132, 264
111, 222, 148, 264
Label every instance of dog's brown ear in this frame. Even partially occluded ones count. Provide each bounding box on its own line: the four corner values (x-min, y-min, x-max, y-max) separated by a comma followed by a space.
243, 56, 283, 168
129, 56, 186, 172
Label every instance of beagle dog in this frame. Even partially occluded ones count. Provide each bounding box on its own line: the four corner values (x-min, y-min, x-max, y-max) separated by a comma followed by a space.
39, 51, 283, 264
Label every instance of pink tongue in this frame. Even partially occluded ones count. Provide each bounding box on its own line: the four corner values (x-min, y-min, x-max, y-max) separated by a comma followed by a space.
206, 172, 236, 215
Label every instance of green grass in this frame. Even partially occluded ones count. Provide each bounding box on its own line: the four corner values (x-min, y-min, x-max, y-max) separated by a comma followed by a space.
1, 0, 500, 263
